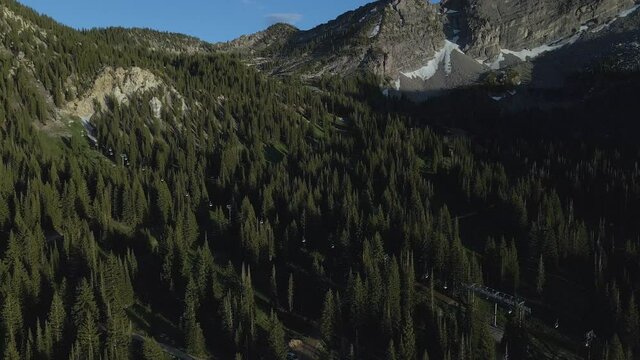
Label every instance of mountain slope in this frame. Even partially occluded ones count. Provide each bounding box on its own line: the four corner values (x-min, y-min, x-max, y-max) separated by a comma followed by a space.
218, 0, 444, 80
448, 0, 635, 61
2, 1, 640, 360
219, 0, 640, 98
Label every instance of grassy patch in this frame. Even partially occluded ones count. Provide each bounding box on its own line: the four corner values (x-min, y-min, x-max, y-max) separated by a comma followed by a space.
265, 142, 288, 163
126, 302, 183, 347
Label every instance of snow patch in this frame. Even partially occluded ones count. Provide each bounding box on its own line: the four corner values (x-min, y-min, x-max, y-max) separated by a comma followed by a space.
80, 116, 98, 145
592, 4, 640, 33
150, 97, 162, 119
486, 52, 505, 70
501, 29, 584, 61
400, 41, 462, 81
490, 4, 640, 67
369, 22, 381, 38
619, 4, 640, 17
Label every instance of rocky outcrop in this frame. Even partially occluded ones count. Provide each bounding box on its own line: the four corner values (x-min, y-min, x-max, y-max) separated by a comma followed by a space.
218, 0, 444, 80
64, 67, 184, 120
450, 0, 636, 60
215, 0, 640, 96
213, 23, 298, 56
364, 0, 444, 78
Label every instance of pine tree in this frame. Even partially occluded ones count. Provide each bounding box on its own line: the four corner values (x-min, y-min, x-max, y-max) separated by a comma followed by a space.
422, 349, 430, 360
76, 313, 100, 360
475, 312, 495, 360
185, 321, 207, 357
609, 334, 626, 360
387, 257, 402, 332
621, 295, 639, 347
142, 337, 169, 360
386, 340, 397, 360
288, 273, 294, 312
1, 292, 23, 341
536, 255, 546, 295
399, 311, 416, 360
321, 289, 336, 347
72, 280, 100, 360
72, 280, 98, 328
2, 335, 21, 360
270, 265, 279, 308
48, 291, 66, 343
266, 312, 287, 360
105, 308, 131, 359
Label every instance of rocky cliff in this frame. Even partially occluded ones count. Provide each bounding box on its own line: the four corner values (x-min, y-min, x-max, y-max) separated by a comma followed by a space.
217, 0, 640, 95
448, 0, 636, 61
218, 0, 444, 80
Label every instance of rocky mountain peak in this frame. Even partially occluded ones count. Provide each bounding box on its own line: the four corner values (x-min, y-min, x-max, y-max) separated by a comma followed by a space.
218, 0, 640, 97
455, 0, 636, 61
217, 0, 443, 80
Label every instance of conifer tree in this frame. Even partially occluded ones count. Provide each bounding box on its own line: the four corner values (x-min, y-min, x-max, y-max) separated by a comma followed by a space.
536, 255, 546, 295
609, 334, 626, 360
399, 311, 416, 360
185, 321, 207, 357
288, 273, 294, 312
321, 289, 336, 347
386, 340, 397, 360
270, 265, 278, 308
2, 335, 20, 360
48, 291, 66, 343
266, 312, 287, 360
142, 337, 169, 360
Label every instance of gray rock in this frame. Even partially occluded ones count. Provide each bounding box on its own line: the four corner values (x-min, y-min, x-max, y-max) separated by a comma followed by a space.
217, 0, 444, 80
451, 0, 635, 60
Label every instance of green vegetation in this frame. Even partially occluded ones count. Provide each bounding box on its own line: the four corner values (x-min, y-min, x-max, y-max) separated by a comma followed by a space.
0, 1, 640, 360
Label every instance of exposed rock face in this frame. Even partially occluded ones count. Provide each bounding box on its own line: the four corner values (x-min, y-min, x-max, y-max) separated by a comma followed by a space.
213, 23, 298, 56
217, 0, 640, 96
364, 0, 445, 78
218, 0, 444, 80
64, 67, 184, 120
451, 0, 635, 60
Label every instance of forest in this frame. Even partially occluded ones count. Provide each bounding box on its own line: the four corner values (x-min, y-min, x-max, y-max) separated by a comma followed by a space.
0, 0, 639, 359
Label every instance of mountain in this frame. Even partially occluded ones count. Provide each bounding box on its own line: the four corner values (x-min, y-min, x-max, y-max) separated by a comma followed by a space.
217, 0, 444, 81
450, 0, 635, 61
219, 0, 640, 98
3, 1, 640, 360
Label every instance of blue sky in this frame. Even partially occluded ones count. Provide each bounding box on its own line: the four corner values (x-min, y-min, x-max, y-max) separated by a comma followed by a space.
17, 0, 392, 43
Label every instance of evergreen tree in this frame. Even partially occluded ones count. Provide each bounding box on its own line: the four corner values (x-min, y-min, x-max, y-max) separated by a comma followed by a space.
288, 273, 294, 313
270, 265, 278, 308
185, 321, 207, 358
536, 256, 546, 295
609, 334, 626, 360
142, 337, 169, 360
399, 311, 416, 360
386, 340, 397, 360
321, 289, 336, 347
48, 291, 66, 343
266, 312, 287, 360
2, 335, 20, 360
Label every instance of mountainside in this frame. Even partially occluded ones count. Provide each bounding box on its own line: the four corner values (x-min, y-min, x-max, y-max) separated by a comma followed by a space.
3, 1, 640, 360
220, 0, 640, 97
218, 0, 444, 80
451, 0, 635, 61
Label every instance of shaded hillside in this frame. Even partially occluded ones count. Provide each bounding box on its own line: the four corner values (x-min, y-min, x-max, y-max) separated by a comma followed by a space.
0, 1, 640, 360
